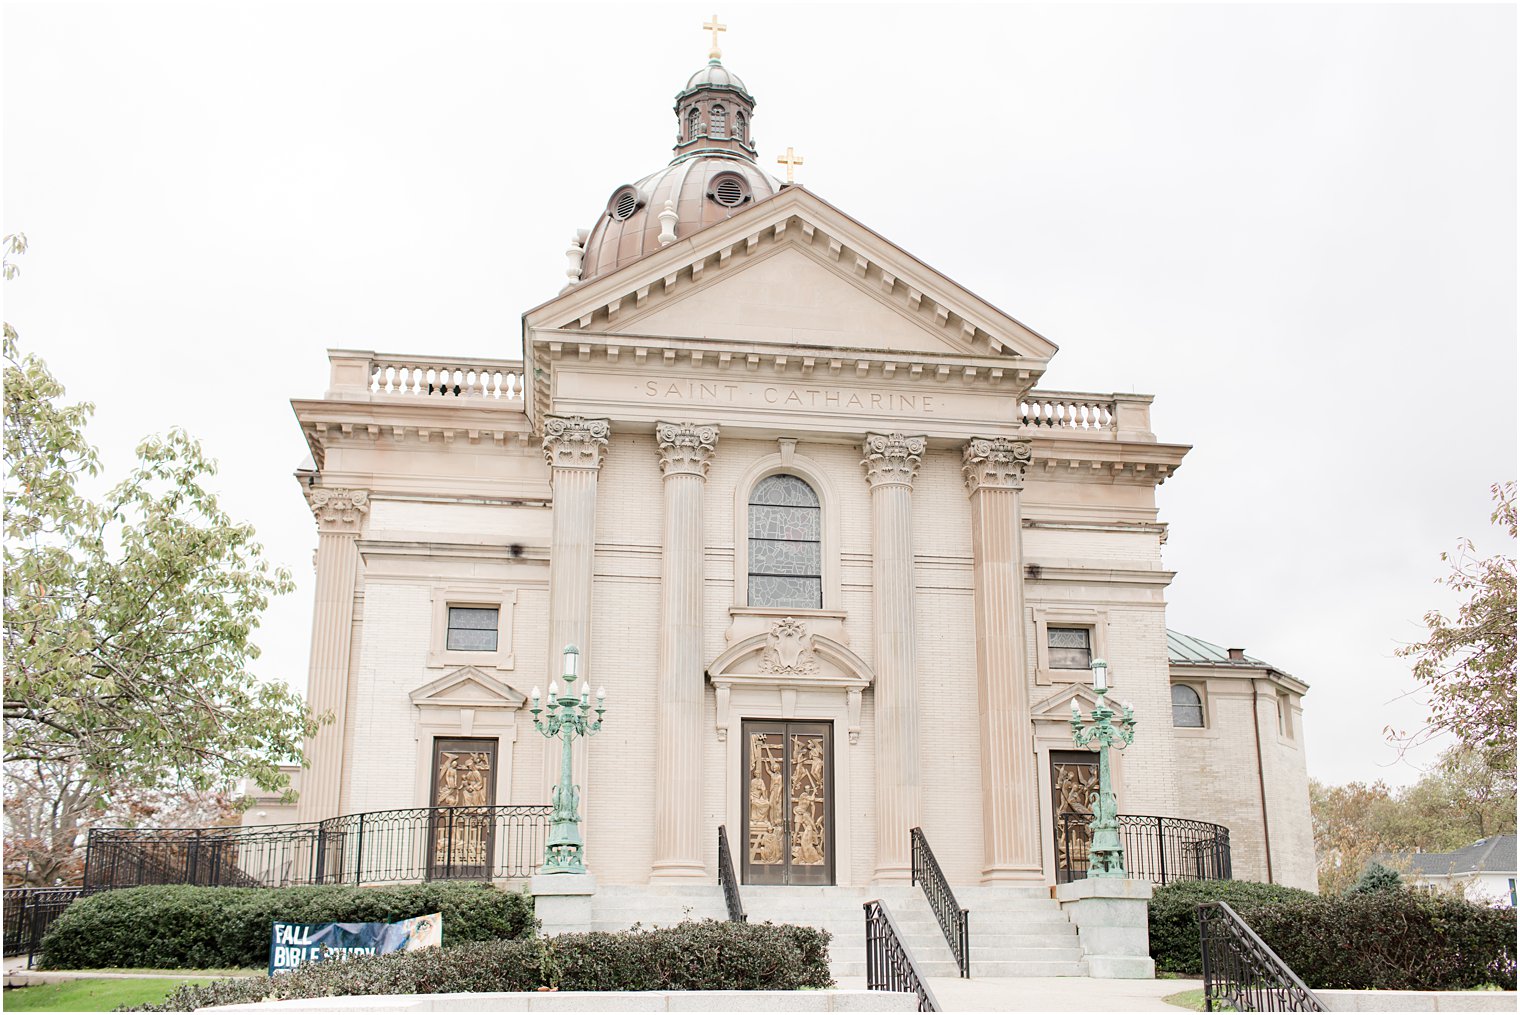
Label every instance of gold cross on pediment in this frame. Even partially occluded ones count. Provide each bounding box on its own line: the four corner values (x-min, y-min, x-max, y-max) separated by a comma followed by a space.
776, 146, 804, 184
704, 15, 726, 59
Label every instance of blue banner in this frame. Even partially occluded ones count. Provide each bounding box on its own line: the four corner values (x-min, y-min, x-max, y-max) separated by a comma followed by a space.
268, 913, 442, 975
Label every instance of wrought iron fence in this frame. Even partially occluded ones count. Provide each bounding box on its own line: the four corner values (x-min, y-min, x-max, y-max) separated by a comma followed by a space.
1197, 901, 1325, 1011
716, 824, 747, 923
83, 805, 552, 890
864, 899, 940, 1013
909, 827, 968, 978
1055, 813, 1231, 884
3, 887, 89, 967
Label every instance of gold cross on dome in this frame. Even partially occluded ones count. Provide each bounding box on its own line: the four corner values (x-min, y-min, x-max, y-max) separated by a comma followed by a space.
704, 15, 726, 59
777, 147, 804, 184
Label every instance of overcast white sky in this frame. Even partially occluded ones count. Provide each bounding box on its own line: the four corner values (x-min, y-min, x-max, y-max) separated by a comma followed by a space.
4, 2, 1515, 788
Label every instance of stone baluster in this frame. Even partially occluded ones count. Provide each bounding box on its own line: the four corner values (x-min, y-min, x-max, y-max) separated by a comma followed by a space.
861, 432, 927, 882
962, 437, 1045, 882
541, 416, 611, 806
651, 422, 719, 879
296, 487, 370, 822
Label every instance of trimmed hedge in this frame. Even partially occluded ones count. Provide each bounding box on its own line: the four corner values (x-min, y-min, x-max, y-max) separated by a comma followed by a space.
132, 921, 834, 1011
39, 882, 535, 971
1152, 879, 1517, 991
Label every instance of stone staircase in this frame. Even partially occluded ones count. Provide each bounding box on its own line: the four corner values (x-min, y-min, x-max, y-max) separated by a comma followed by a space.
587, 882, 1087, 981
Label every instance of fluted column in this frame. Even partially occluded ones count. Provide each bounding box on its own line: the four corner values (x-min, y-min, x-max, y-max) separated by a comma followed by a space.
542, 416, 610, 802
651, 422, 719, 879
861, 432, 927, 882
963, 437, 1044, 882
297, 487, 370, 822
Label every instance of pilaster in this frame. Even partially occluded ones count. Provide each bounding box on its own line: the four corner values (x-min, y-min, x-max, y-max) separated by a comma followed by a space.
541, 416, 610, 805
963, 436, 1044, 882
861, 432, 926, 882
651, 422, 719, 879
297, 487, 370, 823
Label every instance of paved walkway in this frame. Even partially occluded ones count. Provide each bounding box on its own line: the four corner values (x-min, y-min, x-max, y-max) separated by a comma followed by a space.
838, 976, 1200, 1012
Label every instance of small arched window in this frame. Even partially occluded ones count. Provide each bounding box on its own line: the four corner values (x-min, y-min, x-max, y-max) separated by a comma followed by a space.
686, 107, 701, 141
1171, 684, 1204, 728
734, 111, 748, 143
710, 103, 727, 138
748, 475, 821, 609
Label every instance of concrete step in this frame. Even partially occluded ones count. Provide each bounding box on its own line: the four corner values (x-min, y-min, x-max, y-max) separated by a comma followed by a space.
970, 959, 1088, 977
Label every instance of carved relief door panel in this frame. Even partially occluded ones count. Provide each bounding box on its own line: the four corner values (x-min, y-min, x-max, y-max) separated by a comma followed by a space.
742, 721, 833, 886
428, 737, 497, 880
1050, 749, 1098, 883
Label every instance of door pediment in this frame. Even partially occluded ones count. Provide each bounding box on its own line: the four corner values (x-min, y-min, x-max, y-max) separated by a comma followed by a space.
1031, 684, 1133, 722
410, 666, 526, 711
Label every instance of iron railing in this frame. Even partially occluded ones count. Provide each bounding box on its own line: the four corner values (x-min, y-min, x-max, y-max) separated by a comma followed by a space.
909, 827, 968, 978
83, 805, 552, 889
1055, 813, 1232, 884
3, 887, 89, 967
1197, 901, 1325, 1012
717, 824, 747, 923
864, 899, 940, 1013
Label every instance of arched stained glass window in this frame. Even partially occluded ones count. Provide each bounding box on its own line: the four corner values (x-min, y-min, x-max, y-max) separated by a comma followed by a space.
734, 111, 748, 143
748, 474, 822, 609
687, 107, 702, 140
710, 104, 727, 138
1171, 684, 1204, 728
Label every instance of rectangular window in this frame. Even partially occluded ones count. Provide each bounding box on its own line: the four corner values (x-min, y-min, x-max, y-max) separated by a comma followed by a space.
446, 607, 499, 652
1047, 627, 1092, 670
1510, 878, 1515, 907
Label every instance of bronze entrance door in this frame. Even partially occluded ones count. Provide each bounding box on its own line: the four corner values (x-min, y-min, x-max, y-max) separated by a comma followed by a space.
1051, 749, 1099, 883
741, 721, 834, 886
428, 738, 497, 880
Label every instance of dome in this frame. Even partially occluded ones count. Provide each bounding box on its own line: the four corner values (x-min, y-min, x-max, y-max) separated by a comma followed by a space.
579, 156, 784, 281
682, 59, 750, 97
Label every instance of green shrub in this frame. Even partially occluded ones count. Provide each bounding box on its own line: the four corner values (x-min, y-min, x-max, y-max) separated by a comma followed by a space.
39, 882, 535, 971
131, 921, 833, 1011
1151, 879, 1517, 991
1150, 879, 1317, 974
1345, 861, 1404, 896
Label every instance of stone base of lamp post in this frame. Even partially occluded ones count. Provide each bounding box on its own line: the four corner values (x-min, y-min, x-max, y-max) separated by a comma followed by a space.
1054, 878, 1156, 979
530, 872, 597, 936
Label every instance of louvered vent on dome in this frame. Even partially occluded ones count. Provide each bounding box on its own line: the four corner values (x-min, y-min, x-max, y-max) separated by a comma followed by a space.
711, 175, 747, 208
609, 188, 640, 221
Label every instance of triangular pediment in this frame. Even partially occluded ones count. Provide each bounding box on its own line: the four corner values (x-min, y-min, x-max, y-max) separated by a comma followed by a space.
707, 628, 874, 686
525, 187, 1058, 365
410, 666, 526, 710
1031, 684, 1133, 722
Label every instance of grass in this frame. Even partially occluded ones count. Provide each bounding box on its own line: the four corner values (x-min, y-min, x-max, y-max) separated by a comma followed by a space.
4, 977, 216, 1012
1162, 988, 1235, 1011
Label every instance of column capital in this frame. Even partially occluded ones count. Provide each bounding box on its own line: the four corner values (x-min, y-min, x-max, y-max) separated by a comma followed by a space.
655, 421, 719, 479
305, 486, 370, 534
962, 436, 1033, 493
542, 416, 611, 470
861, 432, 927, 490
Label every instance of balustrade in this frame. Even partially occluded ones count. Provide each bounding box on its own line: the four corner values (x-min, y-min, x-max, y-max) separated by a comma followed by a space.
1019, 391, 1117, 432
368, 357, 524, 401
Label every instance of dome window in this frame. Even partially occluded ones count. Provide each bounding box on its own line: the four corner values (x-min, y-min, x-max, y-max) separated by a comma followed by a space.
608, 187, 640, 222
710, 103, 727, 138
734, 111, 748, 143
686, 107, 702, 141
710, 173, 749, 209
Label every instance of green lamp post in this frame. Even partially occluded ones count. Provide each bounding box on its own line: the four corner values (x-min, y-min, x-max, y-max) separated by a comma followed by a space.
529, 645, 606, 875
1068, 659, 1137, 879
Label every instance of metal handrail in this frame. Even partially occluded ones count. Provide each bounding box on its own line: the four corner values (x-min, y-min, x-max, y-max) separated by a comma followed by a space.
2, 887, 90, 968
865, 899, 940, 1012
83, 804, 552, 889
716, 825, 747, 923
909, 827, 968, 978
1197, 901, 1325, 1012
1056, 812, 1232, 884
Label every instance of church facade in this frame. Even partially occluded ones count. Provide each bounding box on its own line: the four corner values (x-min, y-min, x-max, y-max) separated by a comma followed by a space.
285, 48, 1315, 892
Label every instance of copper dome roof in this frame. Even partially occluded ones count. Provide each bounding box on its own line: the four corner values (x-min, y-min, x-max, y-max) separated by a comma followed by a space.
575, 56, 783, 283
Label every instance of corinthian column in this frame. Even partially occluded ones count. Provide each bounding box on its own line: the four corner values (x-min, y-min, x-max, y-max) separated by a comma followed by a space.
861, 432, 927, 882
962, 437, 1044, 882
651, 422, 718, 879
297, 487, 370, 823
541, 416, 610, 801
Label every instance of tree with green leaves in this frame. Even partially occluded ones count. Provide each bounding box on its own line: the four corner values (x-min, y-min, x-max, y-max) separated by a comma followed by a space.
1395, 481, 1517, 772
2, 232, 318, 811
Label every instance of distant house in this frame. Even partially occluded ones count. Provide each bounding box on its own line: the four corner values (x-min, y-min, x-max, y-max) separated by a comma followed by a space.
1404, 834, 1517, 907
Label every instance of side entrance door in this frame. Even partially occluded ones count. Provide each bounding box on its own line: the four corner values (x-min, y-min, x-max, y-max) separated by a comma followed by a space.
1051, 749, 1099, 883
741, 720, 834, 886
428, 737, 497, 880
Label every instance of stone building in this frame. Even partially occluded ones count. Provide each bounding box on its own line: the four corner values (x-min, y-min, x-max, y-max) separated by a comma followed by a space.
283, 43, 1315, 894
